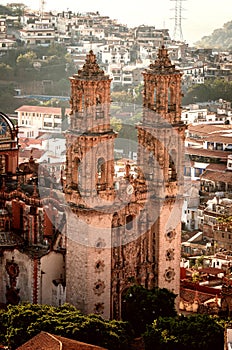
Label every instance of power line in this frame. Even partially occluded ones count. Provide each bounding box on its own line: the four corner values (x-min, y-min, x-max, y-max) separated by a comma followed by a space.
170, 0, 186, 42
40, 0, 46, 19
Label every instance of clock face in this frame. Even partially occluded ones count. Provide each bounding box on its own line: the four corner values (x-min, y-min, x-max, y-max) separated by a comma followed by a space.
127, 184, 134, 195
0, 119, 7, 136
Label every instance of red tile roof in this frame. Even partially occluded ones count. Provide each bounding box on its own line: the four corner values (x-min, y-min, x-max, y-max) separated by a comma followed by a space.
19, 137, 43, 146
205, 163, 227, 171
16, 332, 108, 350
15, 105, 71, 115
19, 148, 45, 160
186, 147, 229, 160
199, 267, 225, 275
188, 124, 232, 135
201, 169, 232, 184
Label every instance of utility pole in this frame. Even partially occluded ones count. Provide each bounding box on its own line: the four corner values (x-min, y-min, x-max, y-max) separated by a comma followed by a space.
170, 0, 186, 42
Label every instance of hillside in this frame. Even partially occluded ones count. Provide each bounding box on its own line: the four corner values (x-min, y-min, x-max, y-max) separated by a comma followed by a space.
195, 20, 232, 49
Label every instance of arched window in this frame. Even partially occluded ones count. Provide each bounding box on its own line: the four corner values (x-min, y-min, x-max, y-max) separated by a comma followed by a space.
0, 155, 6, 174
97, 157, 105, 183
153, 87, 157, 108
168, 87, 171, 109
73, 158, 80, 184
168, 150, 177, 182
126, 215, 133, 230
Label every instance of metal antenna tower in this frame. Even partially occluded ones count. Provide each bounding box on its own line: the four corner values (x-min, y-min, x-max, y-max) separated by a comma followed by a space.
40, 0, 46, 19
170, 0, 186, 42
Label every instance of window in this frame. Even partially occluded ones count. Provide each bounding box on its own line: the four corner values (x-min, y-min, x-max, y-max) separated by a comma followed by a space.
126, 215, 133, 230
97, 157, 105, 182
195, 168, 203, 177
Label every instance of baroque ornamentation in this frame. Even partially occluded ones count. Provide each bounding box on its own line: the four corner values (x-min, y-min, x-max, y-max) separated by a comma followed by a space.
93, 279, 105, 295
94, 259, 105, 273
164, 268, 175, 282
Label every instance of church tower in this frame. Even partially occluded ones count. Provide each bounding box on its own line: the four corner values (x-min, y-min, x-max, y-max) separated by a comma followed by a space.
65, 51, 117, 318
137, 45, 185, 299
111, 46, 185, 318
66, 50, 116, 202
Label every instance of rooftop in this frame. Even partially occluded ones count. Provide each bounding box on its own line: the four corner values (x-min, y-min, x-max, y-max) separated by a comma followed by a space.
16, 331, 108, 350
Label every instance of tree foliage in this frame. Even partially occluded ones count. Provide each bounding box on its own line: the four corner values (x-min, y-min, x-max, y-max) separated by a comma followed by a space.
0, 84, 23, 114
183, 79, 232, 105
122, 285, 177, 335
0, 303, 132, 350
0, 45, 76, 113
110, 116, 122, 132
143, 315, 225, 350
195, 21, 232, 49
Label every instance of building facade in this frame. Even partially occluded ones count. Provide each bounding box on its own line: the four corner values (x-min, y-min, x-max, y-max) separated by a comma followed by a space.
64, 48, 185, 319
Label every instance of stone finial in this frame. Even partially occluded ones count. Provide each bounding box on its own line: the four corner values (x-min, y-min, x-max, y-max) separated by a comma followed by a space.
76, 50, 108, 80
148, 45, 176, 73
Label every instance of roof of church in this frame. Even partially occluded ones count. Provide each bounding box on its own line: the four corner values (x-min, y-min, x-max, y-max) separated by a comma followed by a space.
16, 331, 108, 350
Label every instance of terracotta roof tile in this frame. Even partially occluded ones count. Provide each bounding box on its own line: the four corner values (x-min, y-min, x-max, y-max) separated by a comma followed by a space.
188, 124, 232, 135
16, 332, 108, 350
16, 332, 61, 350
186, 147, 229, 160
55, 334, 107, 349
201, 169, 232, 184
205, 163, 227, 171
199, 267, 225, 275
15, 105, 71, 115
19, 148, 45, 160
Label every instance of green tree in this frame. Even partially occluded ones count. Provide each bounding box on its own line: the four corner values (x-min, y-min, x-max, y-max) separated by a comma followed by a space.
122, 285, 177, 335
0, 303, 132, 350
111, 116, 122, 132
143, 315, 224, 350
183, 79, 232, 105
0, 63, 13, 80
0, 84, 23, 114
16, 51, 37, 68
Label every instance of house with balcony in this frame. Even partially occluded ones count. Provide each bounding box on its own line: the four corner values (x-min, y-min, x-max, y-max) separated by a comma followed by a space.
134, 25, 171, 47
185, 124, 232, 183
198, 195, 232, 251
19, 19, 55, 46
181, 104, 216, 125
97, 44, 130, 65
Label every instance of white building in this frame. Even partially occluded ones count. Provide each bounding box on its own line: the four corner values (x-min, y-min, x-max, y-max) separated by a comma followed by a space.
15, 105, 70, 134
181, 104, 216, 125
19, 19, 55, 46
97, 44, 130, 65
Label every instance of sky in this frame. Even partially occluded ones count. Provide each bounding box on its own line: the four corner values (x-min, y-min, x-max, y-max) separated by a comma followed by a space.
3, 0, 232, 45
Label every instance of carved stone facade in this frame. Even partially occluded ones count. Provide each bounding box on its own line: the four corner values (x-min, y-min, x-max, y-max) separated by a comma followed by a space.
65, 48, 185, 319
0, 111, 66, 307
